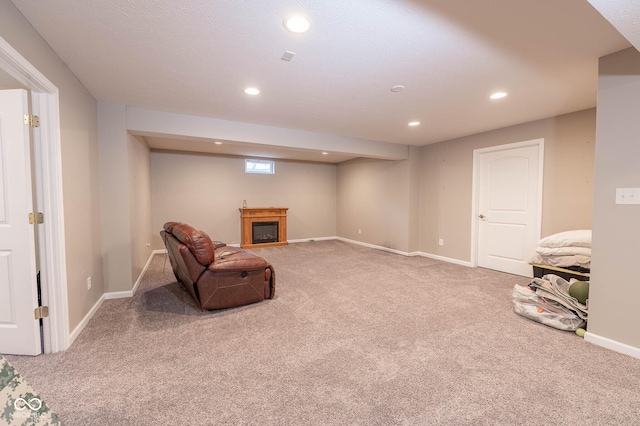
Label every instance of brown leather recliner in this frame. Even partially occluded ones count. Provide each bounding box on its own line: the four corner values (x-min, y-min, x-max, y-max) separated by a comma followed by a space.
160, 222, 275, 310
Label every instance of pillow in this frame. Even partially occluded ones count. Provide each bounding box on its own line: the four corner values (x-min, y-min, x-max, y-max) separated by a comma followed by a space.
538, 230, 591, 248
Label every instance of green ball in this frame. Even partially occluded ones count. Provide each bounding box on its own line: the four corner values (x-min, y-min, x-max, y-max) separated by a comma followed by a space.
569, 281, 590, 304
576, 328, 586, 337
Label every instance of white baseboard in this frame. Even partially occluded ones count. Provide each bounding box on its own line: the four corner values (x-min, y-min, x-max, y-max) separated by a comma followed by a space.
69, 294, 105, 346
288, 236, 338, 244
336, 237, 413, 257
131, 249, 166, 294
411, 251, 473, 267
584, 332, 640, 360
334, 237, 473, 268
104, 290, 133, 299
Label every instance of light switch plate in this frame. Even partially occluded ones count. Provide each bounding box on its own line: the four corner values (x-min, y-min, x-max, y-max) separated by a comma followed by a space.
615, 188, 640, 205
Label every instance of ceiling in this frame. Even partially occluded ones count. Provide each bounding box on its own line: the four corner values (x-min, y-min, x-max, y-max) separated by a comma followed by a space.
8, 0, 639, 163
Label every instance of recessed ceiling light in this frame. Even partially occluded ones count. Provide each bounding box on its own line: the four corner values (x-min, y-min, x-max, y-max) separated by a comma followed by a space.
244, 87, 260, 95
283, 15, 310, 34
490, 92, 507, 99
408, 121, 421, 127
391, 85, 405, 93
322, 152, 328, 155
214, 141, 223, 145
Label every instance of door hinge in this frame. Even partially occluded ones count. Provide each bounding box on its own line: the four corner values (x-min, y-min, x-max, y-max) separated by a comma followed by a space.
34, 306, 49, 320
24, 114, 40, 128
28, 212, 44, 224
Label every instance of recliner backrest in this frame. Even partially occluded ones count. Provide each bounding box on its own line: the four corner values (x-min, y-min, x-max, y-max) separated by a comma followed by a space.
170, 223, 216, 266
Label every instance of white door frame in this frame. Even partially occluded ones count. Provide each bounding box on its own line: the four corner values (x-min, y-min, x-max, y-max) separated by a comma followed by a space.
0, 37, 69, 352
470, 138, 544, 268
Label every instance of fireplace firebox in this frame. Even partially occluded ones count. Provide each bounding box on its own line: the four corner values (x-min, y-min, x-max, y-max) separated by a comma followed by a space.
252, 221, 279, 244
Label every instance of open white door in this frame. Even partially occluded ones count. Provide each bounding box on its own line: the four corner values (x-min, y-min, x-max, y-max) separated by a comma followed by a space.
0, 89, 41, 355
475, 140, 543, 277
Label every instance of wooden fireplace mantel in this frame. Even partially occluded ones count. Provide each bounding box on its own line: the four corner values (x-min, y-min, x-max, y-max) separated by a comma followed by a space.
239, 207, 289, 249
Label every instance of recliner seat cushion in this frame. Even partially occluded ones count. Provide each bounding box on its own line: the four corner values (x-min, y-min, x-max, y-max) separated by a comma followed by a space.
210, 246, 268, 272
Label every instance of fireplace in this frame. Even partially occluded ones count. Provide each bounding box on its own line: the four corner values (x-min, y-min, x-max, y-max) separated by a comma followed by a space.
239, 207, 288, 248
252, 221, 279, 244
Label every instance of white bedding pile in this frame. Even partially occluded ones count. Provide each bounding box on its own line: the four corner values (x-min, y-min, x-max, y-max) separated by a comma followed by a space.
530, 229, 591, 269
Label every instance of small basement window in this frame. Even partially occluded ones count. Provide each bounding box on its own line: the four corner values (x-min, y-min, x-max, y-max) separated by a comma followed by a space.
245, 159, 275, 174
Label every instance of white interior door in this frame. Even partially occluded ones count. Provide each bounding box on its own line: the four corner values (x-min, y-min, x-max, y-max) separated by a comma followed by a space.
476, 140, 542, 277
0, 89, 41, 355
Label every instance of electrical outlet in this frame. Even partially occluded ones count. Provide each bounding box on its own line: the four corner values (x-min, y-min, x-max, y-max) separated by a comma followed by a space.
358, 228, 362, 234
438, 238, 444, 246
615, 188, 640, 205
87, 276, 92, 290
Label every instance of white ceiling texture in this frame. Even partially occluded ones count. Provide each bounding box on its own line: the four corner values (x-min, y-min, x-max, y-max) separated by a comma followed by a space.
9, 0, 640, 163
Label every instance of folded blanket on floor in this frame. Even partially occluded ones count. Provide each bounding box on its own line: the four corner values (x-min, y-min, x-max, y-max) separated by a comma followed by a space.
528, 274, 588, 321
512, 284, 586, 331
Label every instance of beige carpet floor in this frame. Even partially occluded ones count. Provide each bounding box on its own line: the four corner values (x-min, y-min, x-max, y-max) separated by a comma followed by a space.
6, 240, 640, 425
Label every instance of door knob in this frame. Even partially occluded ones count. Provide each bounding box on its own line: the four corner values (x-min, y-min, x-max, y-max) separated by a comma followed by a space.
479, 214, 485, 219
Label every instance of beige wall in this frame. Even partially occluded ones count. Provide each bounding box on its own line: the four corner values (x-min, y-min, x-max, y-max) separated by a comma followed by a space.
336, 155, 414, 252
0, 0, 102, 331
128, 134, 152, 284
98, 103, 132, 293
407, 146, 421, 253
150, 151, 337, 248
589, 48, 640, 349
419, 108, 596, 261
